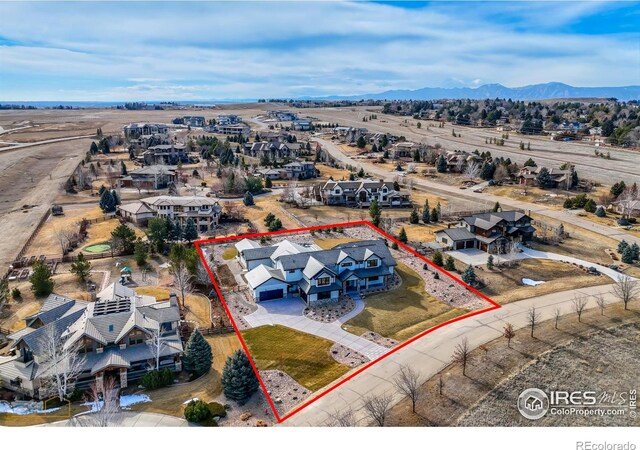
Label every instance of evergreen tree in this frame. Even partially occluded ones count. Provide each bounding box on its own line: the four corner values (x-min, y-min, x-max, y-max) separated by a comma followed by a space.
398, 227, 408, 244
436, 155, 447, 173
409, 208, 419, 224
110, 189, 120, 206
267, 218, 282, 232
111, 223, 136, 253
422, 199, 431, 224
536, 167, 553, 188
480, 162, 496, 180
184, 218, 198, 242
617, 240, 629, 254
523, 158, 537, 167
570, 170, 579, 189
357, 167, 365, 178
621, 246, 635, 264
147, 217, 168, 251
171, 219, 184, 242
264, 213, 276, 227
369, 199, 382, 227
631, 243, 640, 261
444, 256, 456, 271
430, 207, 439, 223
89, 141, 99, 155
595, 206, 606, 217
610, 181, 626, 198
462, 265, 477, 285
134, 239, 148, 267
432, 250, 444, 267
356, 136, 366, 148
264, 177, 272, 188
70, 252, 92, 282
182, 329, 213, 376
584, 199, 597, 213
243, 191, 255, 206
221, 350, 260, 404
99, 189, 116, 212
492, 201, 501, 212
30, 261, 54, 297
487, 254, 494, 269
121, 161, 128, 176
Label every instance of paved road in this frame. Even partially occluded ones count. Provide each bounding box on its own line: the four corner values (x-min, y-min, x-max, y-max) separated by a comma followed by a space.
313, 136, 640, 247
0, 134, 94, 154
282, 283, 622, 426
244, 296, 389, 360
43, 411, 191, 427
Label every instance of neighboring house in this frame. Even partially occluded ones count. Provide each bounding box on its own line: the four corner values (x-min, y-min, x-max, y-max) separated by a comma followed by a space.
283, 161, 317, 180
120, 165, 177, 190
173, 116, 205, 127
445, 150, 481, 172
291, 119, 313, 131
556, 121, 587, 133
614, 199, 640, 218
0, 284, 182, 398
267, 110, 298, 121
118, 195, 222, 231
435, 210, 535, 254
313, 180, 411, 208
209, 123, 250, 136
390, 141, 420, 159
236, 239, 396, 304
142, 144, 189, 165
123, 123, 169, 139
517, 166, 570, 188
216, 114, 242, 126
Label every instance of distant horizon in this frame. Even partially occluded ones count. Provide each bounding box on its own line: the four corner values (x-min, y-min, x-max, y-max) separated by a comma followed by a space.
1, 81, 639, 105
1, 1, 638, 101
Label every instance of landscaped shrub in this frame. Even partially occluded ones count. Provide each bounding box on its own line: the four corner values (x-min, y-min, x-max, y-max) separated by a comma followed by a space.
184, 400, 212, 423
207, 401, 227, 418
141, 368, 174, 390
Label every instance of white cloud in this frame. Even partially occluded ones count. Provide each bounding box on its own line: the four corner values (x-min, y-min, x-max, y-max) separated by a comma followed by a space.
0, 1, 636, 100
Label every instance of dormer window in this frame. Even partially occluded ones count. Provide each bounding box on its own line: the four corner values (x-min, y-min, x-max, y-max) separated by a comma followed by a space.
317, 276, 331, 286
366, 259, 379, 268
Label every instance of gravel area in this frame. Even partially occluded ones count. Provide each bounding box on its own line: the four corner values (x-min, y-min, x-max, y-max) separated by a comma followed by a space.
361, 331, 399, 348
224, 290, 257, 330
260, 370, 311, 417
330, 342, 370, 367
303, 295, 355, 323
216, 389, 276, 427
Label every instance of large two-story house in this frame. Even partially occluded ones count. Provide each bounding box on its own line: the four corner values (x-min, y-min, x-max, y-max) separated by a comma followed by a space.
120, 165, 177, 190
435, 210, 535, 254
235, 239, 396, 304
313, 180, 411, 208
123, 123, 169, 139
0, 284, 182, 399
118, 195, 222, 231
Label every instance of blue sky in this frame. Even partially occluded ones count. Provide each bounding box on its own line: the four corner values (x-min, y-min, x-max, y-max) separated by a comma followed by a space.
0, 1, 638, 101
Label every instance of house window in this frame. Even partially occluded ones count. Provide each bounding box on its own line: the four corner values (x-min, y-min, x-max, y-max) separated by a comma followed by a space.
317, 277, 331, 286
366, 259, 379, 268
129, 329, 145, 345
341, 262, 353, 268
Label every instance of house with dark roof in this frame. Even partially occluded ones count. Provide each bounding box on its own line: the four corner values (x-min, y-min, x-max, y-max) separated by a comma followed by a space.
313, 180, 411, 208
0, 284, 182, 399
435, 210, 535, 254
120, 165, 177, 190
235, 239, 396, 304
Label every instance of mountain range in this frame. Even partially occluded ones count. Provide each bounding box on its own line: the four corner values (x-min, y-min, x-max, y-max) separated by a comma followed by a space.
306, 82, 640, 102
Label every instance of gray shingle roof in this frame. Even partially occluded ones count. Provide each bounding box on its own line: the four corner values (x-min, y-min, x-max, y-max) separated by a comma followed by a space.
436, 228, 477, 241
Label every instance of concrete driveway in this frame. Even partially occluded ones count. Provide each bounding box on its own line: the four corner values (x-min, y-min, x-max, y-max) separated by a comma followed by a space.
244, 296, 389, 361
43, 411, 190, 427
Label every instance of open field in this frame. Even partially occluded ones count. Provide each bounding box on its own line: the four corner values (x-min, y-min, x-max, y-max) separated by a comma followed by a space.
386, 303, 640, 426
343, 263, 466, 341
476, 259, 612, 304
241, 325, 351, 392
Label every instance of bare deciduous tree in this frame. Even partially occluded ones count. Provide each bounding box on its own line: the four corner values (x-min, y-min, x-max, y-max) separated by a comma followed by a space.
54, 227, 74, 255
79, 376, 121, 427
170, 263, 193, 308
465, 161, 481, 180
612, 275, 640, 310
452, 337, 471, 376
527, 306, 540, 338
38, 325, 85, 401
393, 365, 423, 414
362, 392, 394, 426
572, 295, 588, 322
595, 294, 606, 316
503, 322, 516, 348
553, 307, 561, 329
326, 407, 357, 427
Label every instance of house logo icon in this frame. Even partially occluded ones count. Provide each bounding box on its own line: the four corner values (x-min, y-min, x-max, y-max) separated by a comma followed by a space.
518, 388, 549, 420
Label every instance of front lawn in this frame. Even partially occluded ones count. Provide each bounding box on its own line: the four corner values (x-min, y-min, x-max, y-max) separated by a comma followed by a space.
222, 247, 238, 260
241, 325, 351, 392
342, 263, 466, 342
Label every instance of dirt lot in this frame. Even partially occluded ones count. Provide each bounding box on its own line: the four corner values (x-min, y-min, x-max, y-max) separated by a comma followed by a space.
476, 259, 612, 304
386, 303, 640, 426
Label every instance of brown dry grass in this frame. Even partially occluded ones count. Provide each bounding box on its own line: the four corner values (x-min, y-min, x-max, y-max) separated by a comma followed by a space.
313, 237, 358, 249
242, 196, 301, 232
386, 304, 640, 427
477, 259, 611, 304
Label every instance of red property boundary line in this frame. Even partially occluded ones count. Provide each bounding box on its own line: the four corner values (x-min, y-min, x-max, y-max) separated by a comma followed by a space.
194, 220, 501, 424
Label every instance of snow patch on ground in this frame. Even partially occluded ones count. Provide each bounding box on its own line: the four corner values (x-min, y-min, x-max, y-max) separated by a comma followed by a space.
0, 401, 62, 416
120, 394, 151, 408
183, 397, 199, 404
522, 278, 545, 286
